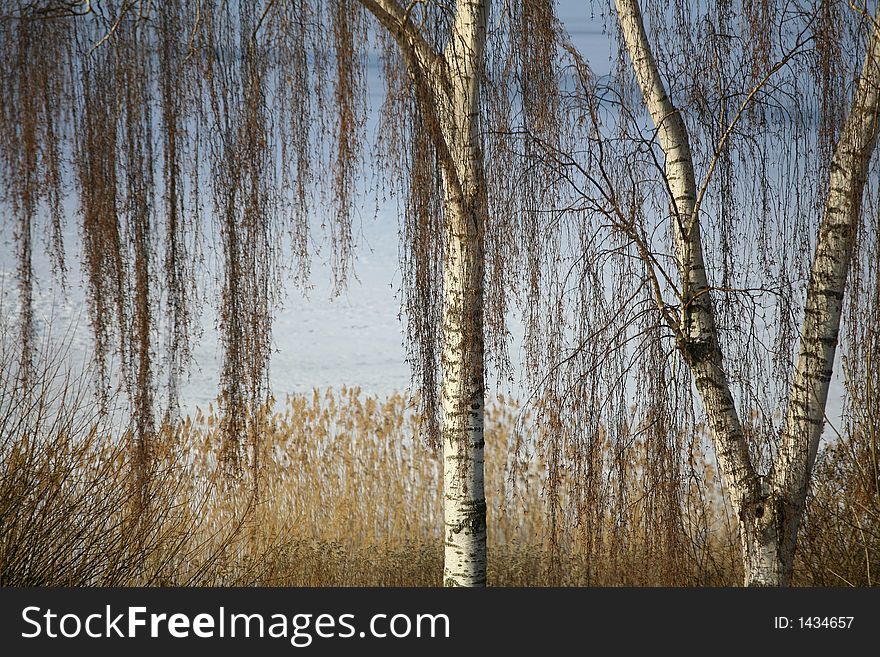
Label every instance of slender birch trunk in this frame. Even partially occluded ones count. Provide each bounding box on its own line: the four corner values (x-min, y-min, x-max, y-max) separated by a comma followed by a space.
438, 0, 488, 587
614, 0, 880, 585
358, 0, 488, 585
767, 10, 880, 585
439, 185, 487, 587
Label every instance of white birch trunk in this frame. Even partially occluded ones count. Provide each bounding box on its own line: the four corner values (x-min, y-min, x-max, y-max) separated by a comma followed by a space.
357, 0, 489, 586
438, 0, 488, 587
615, 0, 880, 585
614, 0, 759, 578
439, 191, 487, 587
767, 10, 880, 584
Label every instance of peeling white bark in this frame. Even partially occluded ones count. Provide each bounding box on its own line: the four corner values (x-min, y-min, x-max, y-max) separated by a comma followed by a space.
769, 9, 880, 582
439, 0, 488, 588
440, 189, 487, 586
614, 0, 880, 586
358, 0, 488, 586
614, 0, 758, 570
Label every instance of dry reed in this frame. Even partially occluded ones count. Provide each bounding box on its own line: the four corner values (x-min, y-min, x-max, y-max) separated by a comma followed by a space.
1, 346, 874, 586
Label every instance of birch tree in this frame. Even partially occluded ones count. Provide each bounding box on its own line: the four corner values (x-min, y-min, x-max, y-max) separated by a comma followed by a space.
614, 0, 880, 586
518, 0, 880, 585
0, 0, 564, 586
360, 0, 490, 586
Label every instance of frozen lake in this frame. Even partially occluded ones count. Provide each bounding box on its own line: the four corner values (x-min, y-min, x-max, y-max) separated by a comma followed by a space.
0, 3, 610, 415
0, 3, 847, 434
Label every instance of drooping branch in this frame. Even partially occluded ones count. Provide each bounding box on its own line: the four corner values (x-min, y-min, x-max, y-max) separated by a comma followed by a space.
614, 0, 756, 511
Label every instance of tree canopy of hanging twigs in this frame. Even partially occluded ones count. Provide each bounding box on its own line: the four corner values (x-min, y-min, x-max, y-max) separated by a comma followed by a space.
6, 0, 877, 588
0, 0, 568, 583
509, 0, 880, 585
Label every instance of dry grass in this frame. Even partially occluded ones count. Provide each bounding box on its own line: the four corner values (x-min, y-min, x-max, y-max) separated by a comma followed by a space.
0, 368, 732, 586
797, 365, 880, 587
1, 348, 875, 586
152, 386, 747, 585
